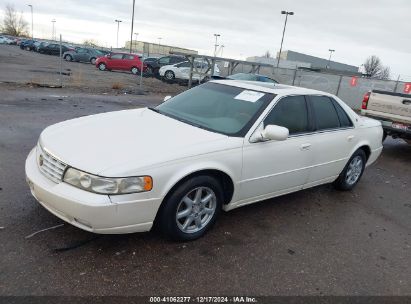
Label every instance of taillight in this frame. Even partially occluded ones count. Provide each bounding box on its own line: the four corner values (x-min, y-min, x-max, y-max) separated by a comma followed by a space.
362, 92, 371, 109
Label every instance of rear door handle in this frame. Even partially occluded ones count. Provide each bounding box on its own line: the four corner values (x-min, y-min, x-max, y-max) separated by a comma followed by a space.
300, 143, 311, 151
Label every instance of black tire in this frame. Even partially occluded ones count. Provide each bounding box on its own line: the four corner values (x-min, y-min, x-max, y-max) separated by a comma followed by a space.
65, 54, 72, 61
164, 70, 175, 82
146, 66, 153, 75
98, 63, 106, 71
131, 66, 140, 75
333, 149, 367, 191
382, 131, 388, 143
158, 175, 223, 241
90, 57, 96, 65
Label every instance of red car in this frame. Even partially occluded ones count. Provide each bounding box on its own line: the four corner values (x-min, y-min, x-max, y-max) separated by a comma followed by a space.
96, 52, 147, 74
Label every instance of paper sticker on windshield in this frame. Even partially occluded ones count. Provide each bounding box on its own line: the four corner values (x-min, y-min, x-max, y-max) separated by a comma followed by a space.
234, 90, 265, 103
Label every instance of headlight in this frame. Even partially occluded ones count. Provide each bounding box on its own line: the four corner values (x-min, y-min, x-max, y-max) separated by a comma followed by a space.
63, 168, 152, 195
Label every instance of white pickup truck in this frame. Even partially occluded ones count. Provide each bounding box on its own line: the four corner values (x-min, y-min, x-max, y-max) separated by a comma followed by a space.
361, 90, 411, 144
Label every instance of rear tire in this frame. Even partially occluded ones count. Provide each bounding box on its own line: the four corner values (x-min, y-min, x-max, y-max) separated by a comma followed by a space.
164, 70, 175, 81
90, 57, 96, 65
333, 149, 366, 191
382, 131, 388, 143
159, 175, 222, 241
131, 67, 140, 75
65, 54, 72, 61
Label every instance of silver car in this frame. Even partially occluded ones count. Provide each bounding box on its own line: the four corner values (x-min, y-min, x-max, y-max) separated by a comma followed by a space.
63, 48, 104, 64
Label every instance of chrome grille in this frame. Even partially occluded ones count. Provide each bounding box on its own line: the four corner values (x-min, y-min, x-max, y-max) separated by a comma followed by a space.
38, 144, 67, 183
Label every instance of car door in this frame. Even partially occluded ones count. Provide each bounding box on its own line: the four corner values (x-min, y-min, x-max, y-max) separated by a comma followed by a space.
122, 54, 136, 71
304, 95, 357, 186
175, 61, 191, 79
75, 48, 88, 61
107, 53, 124, 70
239, 95, 315, 203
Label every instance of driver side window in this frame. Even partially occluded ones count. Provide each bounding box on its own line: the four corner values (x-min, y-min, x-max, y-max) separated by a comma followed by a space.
264, 95, 309, 135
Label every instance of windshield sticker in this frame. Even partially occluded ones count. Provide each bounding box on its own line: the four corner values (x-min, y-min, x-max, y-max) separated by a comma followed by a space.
234, 90, 265, 103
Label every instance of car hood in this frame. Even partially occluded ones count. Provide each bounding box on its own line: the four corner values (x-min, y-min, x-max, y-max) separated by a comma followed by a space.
39, 108, 232, 176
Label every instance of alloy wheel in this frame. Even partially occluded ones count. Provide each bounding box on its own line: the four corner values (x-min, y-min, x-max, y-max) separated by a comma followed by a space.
345, 156, 363, 185
175, 187, 217, 234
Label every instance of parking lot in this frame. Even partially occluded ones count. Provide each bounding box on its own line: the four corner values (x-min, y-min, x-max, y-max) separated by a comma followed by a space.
0, 44, 411, 296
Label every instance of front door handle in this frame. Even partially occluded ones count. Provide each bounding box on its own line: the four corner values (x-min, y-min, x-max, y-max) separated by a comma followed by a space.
347, 135, 355, 141
300, 143, 311, 151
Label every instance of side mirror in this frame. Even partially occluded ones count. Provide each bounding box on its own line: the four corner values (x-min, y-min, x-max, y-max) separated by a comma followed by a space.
163, 95, 172, 102
261, 125, 289, 141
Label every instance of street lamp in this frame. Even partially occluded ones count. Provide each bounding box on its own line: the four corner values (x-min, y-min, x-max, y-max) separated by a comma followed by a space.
213, 33, 220, 57
115, 19, 122, 48
133, 33, 139, 53
221, 45, 225, 57
327, 49, 335, 69
276, 10, 294, 68
129, 0, 135, 53
51, 19, 56, 40
27, 4, 33, 39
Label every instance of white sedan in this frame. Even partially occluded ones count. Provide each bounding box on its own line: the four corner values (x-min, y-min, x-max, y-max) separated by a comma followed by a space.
25, 80, 383, 240
159, 60, 220, 82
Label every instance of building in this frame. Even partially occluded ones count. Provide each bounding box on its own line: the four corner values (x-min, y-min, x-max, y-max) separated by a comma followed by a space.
124, 40, 198, 57
277, 50, 359, 73
246, 56, 311, 69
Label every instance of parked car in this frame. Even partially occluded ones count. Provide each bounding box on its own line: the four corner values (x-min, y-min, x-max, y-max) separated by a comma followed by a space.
159, 60, 220, 82
63, 47, 105, 64
95, 52, 147, 74
147, 55, 187, 77
226, 73, 279, 84
143, 56, 160, 74
361, 90, 411, 144
20, 40, 37, 50
35, 41, 49, 52
0, 36, 13, 44
25, 81, 383, 241
16, 38, 27, 46
38, 43, 74, 55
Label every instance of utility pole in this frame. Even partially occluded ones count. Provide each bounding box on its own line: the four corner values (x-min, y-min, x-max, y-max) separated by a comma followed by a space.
213, 33, 220, 57
115, 19, 122, 48
51, 19, 56, 40
27, 5, 33, 39
129, 0, 135, 53
327, 49, 335, 69
220, 45, 225, 57
276, 11, 294, 68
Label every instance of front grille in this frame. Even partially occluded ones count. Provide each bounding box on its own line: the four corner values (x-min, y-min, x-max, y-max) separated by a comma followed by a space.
38, 144, 67, 183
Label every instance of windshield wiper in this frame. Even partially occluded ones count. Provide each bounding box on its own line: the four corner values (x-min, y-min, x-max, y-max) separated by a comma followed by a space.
148, 107, 161, 114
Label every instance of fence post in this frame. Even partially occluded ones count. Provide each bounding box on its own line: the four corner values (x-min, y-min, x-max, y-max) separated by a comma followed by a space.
59, 34, 62, 87
336, 75, 343, 96
292, 69, 298, 86
393, 75, 400, 92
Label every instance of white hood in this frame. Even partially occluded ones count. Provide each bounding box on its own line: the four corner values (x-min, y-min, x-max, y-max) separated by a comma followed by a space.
39, 108, 232, 176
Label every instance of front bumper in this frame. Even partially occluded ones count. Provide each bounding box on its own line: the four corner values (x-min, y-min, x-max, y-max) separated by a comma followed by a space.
25, 148, 163, 234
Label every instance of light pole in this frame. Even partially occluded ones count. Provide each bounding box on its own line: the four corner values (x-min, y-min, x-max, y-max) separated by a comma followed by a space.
276, 10, 294, 68
157, 37, 162, 54
327, 49, 335, 69
51, 19, 56, 40
133, 32, 139, 53
129, 0, 135, 53
213, 33, 220, 57
27, 4, 33, 39
221, 45, 225, 57
115, 19, 122, 48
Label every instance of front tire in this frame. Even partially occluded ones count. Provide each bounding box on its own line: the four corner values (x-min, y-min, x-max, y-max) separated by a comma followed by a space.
131, 67, 140, 75
333, 149, 366, 191
164, 70, 175, 81
64, 54, 72, 61
159, 176, 223, 241
98, 63, 107, 71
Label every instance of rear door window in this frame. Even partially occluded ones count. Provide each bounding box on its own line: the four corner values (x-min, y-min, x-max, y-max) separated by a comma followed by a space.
111, 54, 123, 59
332, 99, 353, 128
310, 96, 341, 130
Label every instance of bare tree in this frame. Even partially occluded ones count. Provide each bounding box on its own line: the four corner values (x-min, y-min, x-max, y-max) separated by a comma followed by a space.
1, 4, 29, 36
363, 55, 390, 80
83, 39, 99, 47
262, 50, 272, 58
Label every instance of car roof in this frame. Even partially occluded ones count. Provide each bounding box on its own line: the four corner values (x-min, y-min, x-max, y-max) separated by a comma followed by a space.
210, 79, 333, 97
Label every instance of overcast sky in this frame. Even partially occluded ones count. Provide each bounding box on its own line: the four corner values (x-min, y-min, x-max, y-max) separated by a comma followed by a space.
1, 0, 410, 79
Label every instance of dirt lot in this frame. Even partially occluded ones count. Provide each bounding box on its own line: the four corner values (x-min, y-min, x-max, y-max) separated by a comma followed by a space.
0, 45, 411, 297
0, 44, 186, 95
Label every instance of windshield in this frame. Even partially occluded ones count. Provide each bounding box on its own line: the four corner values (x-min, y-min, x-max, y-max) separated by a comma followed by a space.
156, 82, 275, 136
